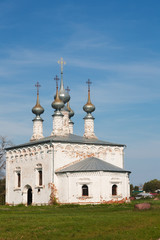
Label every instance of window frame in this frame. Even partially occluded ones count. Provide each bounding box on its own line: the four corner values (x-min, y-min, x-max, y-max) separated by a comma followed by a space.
112, 184, 117, 196
82, 184, 89, 197
38, 170, 42, 186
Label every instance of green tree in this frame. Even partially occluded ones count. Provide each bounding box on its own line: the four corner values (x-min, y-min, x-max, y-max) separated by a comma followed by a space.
130, 184, 134, 194
143, 179, 160, 193
0, 178, 5, 205
134, 186, 139, 191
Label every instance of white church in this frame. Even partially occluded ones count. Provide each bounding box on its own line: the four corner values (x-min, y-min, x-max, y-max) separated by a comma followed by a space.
5, 58, 131, 205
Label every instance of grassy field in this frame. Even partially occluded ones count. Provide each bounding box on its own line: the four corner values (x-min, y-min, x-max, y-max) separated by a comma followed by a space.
0, 200, 160, 240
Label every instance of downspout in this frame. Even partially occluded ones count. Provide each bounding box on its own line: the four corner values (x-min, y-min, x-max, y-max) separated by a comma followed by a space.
50, 141, 54, 183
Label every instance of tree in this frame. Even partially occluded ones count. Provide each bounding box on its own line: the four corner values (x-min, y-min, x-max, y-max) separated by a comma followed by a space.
0, 178, 5, 205
130, 184, 134, 194
0, 136, 12, 178
134, 186, 139, 191
143, 179, 160, 193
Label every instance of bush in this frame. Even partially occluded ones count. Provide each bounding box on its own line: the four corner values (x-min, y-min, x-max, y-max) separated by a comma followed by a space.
0, 178, 5, 205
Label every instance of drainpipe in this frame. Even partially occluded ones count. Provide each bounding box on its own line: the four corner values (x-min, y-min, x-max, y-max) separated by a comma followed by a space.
50, 141, 54, 184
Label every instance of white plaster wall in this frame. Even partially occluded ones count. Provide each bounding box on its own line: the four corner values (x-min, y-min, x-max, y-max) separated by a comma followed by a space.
84, 118, 96, 139
53, 143, 124, 197
31, 120, 44, 140
6, 144, 53, 205
53, 143, 124, 173
56, 171, 130, 204
6, 141, 127, 205
51, 115, 63, 136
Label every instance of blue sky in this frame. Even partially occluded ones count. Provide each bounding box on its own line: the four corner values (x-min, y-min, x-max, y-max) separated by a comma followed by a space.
0, 0, 160, 185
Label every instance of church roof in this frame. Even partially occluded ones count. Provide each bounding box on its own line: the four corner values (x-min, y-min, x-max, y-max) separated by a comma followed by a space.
56, 157, 130, 173
6, 134, 125, 150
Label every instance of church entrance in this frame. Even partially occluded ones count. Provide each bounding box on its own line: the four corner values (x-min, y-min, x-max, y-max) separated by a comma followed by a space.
27, 188, 32, 205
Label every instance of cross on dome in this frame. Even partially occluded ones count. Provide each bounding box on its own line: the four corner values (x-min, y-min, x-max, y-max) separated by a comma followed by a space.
58, 57, 66, 74
35, 81, 41, 95
66, 86, 70, 93
86, 79, 92, 91
54, 75, 59, 88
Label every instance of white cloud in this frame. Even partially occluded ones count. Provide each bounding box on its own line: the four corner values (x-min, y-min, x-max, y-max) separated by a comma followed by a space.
1, 47, 160, 79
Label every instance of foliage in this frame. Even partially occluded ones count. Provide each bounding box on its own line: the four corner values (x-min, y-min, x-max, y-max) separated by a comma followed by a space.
0, 136, 12, 178
0, 178, 5, 205
49, 183, 59, 205
143, 179, 160, 193
130, 184, 142, 197
0, 201, 160, 239
134, 185, 139, 191
130, 184, 133, 194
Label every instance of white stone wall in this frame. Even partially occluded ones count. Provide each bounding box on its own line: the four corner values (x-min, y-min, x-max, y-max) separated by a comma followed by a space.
61, 110, 70, 135
53, 143, 124, 172
51, 114, 64, 136
6, 141, 127, 205
6, 143, 53, 205
31, 120, 44, 141
84, 118, 96, 139
53, 142, 125, 202
56, 171, 130, 204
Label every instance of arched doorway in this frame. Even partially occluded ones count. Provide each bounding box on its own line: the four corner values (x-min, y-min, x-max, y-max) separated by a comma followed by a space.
27, 188, 32, 205
23, 185, 33, 205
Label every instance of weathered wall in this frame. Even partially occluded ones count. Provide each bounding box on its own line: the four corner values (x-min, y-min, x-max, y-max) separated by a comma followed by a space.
56, 171, 130, 204
53, 142, 124, 172
6, 143, 53, 205
6, 140, 127, 205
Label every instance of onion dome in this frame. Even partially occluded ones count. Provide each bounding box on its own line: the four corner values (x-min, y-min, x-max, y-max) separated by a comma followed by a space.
32, 82, 44, 117
59, 84, 70, 104
67, 101, 74, 119
83, 79, 95, 114
57, 57, 70, 104
51, 75, 64, 112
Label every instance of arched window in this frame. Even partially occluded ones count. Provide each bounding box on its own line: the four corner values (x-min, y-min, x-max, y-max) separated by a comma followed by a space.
112, 184, 117, 195
82, 185, 88, 196
39, 170, 42, 186
15, 167, 21, 188
17, 173, 21, 187
35, 164, 42, 187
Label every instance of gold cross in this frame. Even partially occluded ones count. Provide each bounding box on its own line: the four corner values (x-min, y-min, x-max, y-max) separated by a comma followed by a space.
58, 57, 66, 73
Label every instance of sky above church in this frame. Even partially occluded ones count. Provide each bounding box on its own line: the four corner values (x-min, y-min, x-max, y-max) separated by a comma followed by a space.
0, 0, 160, 186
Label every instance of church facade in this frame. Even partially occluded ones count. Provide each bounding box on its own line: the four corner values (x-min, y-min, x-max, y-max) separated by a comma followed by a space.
5, 58, 130, 205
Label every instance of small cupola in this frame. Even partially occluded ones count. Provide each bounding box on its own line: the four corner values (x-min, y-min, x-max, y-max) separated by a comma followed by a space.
30, 82, 44, 141
51, 75, 64, 136
83, 79, 97, 139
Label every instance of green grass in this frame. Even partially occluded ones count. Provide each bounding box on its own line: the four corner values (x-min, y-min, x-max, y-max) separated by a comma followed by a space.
0, 200, 160, 240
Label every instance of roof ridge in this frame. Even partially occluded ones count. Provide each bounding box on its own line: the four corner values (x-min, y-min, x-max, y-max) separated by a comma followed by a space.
56, 156, 131, 173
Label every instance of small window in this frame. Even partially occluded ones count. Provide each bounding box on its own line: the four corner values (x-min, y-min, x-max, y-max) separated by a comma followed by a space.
39, 170, 42, 186
82, 185, 88, 196
112, 184, 117, 196
17, 172, 21, 187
